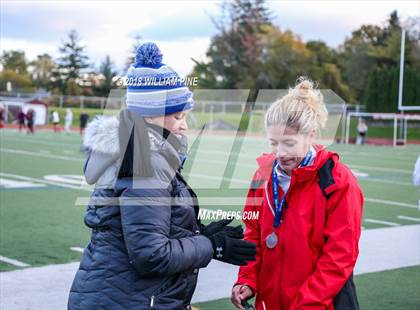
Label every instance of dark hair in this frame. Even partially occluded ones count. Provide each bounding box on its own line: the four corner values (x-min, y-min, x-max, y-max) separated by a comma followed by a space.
117, 109, 154, 178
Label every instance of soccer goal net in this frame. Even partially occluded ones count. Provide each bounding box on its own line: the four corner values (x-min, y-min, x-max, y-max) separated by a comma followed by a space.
344, 112, 420, 147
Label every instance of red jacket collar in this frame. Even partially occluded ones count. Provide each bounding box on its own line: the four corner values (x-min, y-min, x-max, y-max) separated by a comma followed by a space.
255, 145, 339, 182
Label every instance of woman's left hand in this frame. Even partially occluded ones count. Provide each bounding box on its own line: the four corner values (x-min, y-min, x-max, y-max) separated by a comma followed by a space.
231, 284, 253, 309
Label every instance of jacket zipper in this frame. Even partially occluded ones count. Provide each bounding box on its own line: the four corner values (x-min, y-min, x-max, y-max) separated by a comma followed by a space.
279, 172, 295, 309
150, 295, 155, 308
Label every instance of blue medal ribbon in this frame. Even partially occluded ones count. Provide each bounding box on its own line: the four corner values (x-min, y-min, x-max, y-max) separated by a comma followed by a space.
272, 150, 313, 228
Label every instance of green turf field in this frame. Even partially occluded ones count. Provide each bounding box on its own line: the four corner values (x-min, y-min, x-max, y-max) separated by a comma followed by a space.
0, 128, 419, 271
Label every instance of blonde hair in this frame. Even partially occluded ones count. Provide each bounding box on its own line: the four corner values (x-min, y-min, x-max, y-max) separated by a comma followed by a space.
264, 77, 328, 135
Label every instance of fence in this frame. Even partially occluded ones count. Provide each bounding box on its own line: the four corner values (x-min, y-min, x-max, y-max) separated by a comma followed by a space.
0, 91, 347, 113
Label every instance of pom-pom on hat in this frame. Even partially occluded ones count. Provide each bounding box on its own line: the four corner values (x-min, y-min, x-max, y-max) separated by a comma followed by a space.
125, 42, 193, 116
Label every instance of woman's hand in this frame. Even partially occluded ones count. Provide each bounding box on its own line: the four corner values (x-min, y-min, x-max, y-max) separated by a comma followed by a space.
200, 219, 244, 239
231, 284, 253, 309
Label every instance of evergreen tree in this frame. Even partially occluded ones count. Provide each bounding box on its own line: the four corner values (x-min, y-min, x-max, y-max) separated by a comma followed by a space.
96, 55, 117, 97
54, 29, 89, 95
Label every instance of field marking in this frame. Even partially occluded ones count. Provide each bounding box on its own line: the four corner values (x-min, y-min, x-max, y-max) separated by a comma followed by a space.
63, 150, 76, 155
358, 177, 413, 186
0, 255, 31, 267
364, 219, 400, 226
365, 198, 418, 209
347, 164, 412, 174
397, 216, 420, 223
44, 174, 89, 186
1, 148, 84, 162
70, 247, 84, 253
0, 172, 90, 191
339, 150, 418, 160
0, 135, 82, 148
0, 178, 47, 189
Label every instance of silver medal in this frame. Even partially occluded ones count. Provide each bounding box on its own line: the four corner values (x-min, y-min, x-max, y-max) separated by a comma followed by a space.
265, 231, 278, 249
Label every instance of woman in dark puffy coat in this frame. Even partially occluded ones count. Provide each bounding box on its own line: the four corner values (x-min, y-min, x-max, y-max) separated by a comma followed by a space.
68, 43, 256, 310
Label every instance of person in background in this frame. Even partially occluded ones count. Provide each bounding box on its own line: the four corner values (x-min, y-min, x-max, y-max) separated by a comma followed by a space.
64, 108, 73, 135
79, 111, 89, 135
26, 109, 35, 134
0, 106, 4, 129
17, 109, 26, 132
413, 155, 420, 209
232, 77, 363, 310
51, 110, 60, 133
356, 118, 368, 145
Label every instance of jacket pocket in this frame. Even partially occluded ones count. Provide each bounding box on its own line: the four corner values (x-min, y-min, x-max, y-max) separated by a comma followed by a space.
149, 274, 188, 309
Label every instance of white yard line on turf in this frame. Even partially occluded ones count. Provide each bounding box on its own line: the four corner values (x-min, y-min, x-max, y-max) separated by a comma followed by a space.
347, 164, 412, 174
339, 151, 417, 160
70, 247, 84, 253
365, 198, 417, 209
358, 177, 413, 186
0, 255, 31, 267
0, 135, 81, 147
397, 216, 420, 223
0, 173, 90, 191
1, 148, 84, 162
364, 219, 400, 226
0, 178, 47, 189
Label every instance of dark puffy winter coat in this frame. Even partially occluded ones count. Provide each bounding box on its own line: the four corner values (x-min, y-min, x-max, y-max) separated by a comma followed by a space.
68, 116, 214, 310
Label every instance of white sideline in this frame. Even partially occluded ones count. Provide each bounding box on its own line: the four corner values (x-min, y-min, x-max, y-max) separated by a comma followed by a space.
0, 173, 90, 191
69, 247, 84, 253
0, 148, 83, 162
0, 225, 419, 308
0, 256, 31, 268
364, 198, 417, 209
397, 216, 420, 222
364, 219, 400, 226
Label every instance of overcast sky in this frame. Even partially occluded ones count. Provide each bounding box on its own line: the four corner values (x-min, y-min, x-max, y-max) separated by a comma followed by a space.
1, 0, 419, 76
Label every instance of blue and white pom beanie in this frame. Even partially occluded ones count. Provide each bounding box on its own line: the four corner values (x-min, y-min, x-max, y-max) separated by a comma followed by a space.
125, 42, 194, 116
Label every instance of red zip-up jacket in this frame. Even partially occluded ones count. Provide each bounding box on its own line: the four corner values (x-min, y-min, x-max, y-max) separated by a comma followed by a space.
236, 146, 363, 310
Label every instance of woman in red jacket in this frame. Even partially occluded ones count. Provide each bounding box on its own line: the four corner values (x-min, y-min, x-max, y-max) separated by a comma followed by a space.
231, 77, 363, 310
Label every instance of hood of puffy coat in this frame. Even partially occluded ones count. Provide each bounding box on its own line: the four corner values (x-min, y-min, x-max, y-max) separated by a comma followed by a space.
81, 115, 188, 185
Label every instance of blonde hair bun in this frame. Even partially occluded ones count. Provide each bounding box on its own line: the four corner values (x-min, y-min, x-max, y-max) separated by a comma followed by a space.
265, 76, 328, 134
